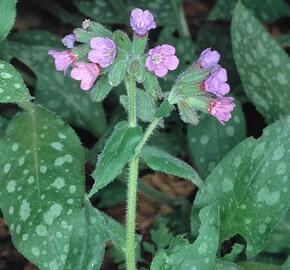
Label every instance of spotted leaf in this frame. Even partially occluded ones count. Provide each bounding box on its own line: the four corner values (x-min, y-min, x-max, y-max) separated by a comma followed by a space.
0, 60, 31, 103
195, 116, 290, 257
188, 101, 246, 178
232, 3, 290, 123
0, 105, 85, 269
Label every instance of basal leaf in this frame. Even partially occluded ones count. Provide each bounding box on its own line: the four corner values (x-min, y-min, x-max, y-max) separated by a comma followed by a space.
209, 0, 290, 23
0, 0, 16, 41
215, 260, 246, 270
0, 60, 31, 103
141, 145, 203, 188
90, 121, 142, 196
0, 115, 8, 137
0, 37, 107, 137
188, 101, 246, 178
195, 116, 290, 257
232, 3, 290, 123
151, 204, 219, 270
0, 105, 85, 269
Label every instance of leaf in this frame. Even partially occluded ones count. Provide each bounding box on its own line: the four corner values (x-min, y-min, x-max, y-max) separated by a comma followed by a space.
215, 260, 246, 270
209, 0, 290, 23
195, 116, 290, 257
0, 37, 107, 137
120, 89, 157, 123
151, 204, 220, 270
187, 101, 246, 178
0, 60, 31, 103
90, 121, 142, 196
143, 71, 161, 99
282, 256, 290, 270
90, 75, 113, 102
0, 115, 8, 137
231, 3, 290, 123
0, 105, 85, 269
239, 262, 282, 270
141, 145, 203, 188
0, 0, 16, 41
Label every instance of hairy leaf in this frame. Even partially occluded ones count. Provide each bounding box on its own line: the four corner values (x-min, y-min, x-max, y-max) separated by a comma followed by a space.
232, 3, 290, 123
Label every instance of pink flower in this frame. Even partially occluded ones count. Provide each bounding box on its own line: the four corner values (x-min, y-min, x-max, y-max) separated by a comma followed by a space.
146, 44, 179, 77
62, 34, 76, 49
198, 48, 220, 69
71, 62, 100, 91
48, 50, 77, 75
208, 97, 235, 124
130, 8, 156, 37
88, 37, 117, 68
203, 66, 230, 96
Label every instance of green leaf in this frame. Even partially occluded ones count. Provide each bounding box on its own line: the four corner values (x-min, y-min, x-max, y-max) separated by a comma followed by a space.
232, 3, 290, 123
151, 204, 220, 270
120, 89, 157, 123
0, 38, 107, 137
141, 145, 203, 188
154, 100, 173, 119
0, 60, 31, 103
0, 0, 16, 41
90, 75, 113, 102
113, 30, 132, 53
0, 105, 85, 269
90, 122, 142, 196
187, 101, 246, 178
143, 71, 161, 99
277, 34, 290, 48
108, 59, 126, 87
195, 116, 290, 257
239, 262, 281, 270
209, 0, 290, 23
0, 115, 8, 137
282, 256, 290, 270
215, 260, 246, 270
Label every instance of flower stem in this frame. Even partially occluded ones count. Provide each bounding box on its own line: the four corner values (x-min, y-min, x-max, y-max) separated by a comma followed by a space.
125, 75, 138, 270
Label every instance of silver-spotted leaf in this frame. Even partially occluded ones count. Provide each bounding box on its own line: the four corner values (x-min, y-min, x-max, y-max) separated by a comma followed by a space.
141, 145, 203, 188
195, 116, 290, 257
90, 122, 142, 196
0, 60, 31, 103
232, 3, 290, 123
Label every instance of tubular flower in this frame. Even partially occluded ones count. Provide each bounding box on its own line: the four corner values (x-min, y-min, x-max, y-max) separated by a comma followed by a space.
197, 48, 220, 69
48, 50, 77, 75
146, 44, 179, 77
88, 37, 117, 68
130, 8, 156, 37
71, 62, 100, 91
208, 97, 235, 125
61, 34, 76, 49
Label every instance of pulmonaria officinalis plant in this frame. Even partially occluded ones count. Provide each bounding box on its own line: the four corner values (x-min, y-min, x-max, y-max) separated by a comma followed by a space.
47, 7, 234, 270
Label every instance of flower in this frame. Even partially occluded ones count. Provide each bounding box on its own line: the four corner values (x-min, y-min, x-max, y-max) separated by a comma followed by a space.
197, 48, 220, 69
48, 50, 77, 74
88, 37, 117, 68
203, 66, 230, 96
130, 8, 156, 36
71, 62, 100, 91
146, 44, 179, 77
82, 19, 91, 30
62, 34, 76, 49
208, 97, 235, 124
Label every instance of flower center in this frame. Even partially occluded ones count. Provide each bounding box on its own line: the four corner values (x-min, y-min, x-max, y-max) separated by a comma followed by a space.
152, 54, 161, 65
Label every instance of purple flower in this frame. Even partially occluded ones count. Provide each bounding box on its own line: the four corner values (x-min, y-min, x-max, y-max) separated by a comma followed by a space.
88, 37, 117, 68
71, 62, 100, 91
208, 97, 235, 125
198, 48, 220, 69
203, 66, 230, 96
62, 34, 76, 49
130, 8, 156, 37
48, 50, 77, 75
146, 44, 179, 78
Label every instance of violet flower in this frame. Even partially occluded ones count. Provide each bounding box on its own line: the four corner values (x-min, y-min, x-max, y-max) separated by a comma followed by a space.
71, 62, 100, 91
203, 66, 230, 96
130, 8, 156, 37
88, 37, 117, 68
48, 50, 77, 75
198, 48, 220, 69
208, 97, 235, 124
146, 44, 179, 77
62, 34, 76, 49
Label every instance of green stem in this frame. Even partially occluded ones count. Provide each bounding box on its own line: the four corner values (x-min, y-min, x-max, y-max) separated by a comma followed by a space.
125, 75, 138, 270
171, 0, 191, 38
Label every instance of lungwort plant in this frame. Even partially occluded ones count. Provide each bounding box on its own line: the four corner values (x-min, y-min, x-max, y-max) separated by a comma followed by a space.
1, 0, 290, 270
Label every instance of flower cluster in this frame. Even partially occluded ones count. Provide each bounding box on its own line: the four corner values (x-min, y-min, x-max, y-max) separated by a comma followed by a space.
48, 8, 234, 124
169, 48, 234, 124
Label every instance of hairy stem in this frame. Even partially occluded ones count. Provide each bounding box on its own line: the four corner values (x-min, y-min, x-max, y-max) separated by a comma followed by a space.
125, 75, 138, 270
